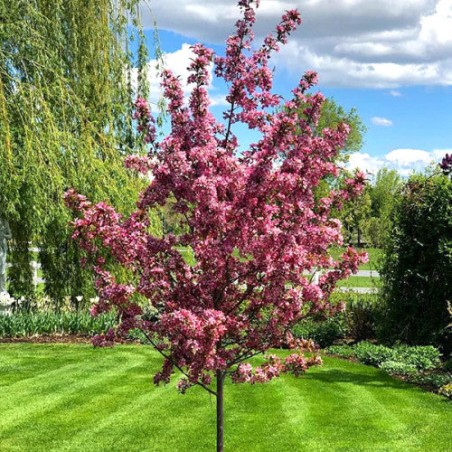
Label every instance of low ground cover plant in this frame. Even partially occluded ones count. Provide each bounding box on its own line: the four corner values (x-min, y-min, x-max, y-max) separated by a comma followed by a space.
327, 342, 450, 395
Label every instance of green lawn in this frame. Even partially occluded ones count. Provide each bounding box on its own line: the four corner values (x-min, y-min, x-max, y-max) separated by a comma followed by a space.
0, 344, 450, 451
329, 247, 383, 271
337, 275, 381, 288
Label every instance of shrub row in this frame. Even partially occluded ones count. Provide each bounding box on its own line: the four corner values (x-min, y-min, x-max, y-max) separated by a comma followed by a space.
0, 312, 117, 337
327, 342, 451, 396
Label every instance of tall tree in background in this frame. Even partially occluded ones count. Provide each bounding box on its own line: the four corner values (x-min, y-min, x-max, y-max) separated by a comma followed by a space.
317, 99, 366, 158
366, 168, 401, 247
340, 180, 372, 247
0, 0, 159, 305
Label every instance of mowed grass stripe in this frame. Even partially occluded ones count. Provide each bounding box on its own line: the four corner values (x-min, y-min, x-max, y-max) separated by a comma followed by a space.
0, 347, 152, 433
0, 344, 451, 452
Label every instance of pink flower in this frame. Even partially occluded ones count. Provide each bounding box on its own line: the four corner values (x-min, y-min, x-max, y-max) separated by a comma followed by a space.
65, 0, 364, 393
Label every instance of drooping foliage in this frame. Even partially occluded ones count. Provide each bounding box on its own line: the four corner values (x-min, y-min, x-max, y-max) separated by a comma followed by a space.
365, 168, 402, 248
65, 1, 367, 450
380, 167, 452, 354
0, 0, 160, 305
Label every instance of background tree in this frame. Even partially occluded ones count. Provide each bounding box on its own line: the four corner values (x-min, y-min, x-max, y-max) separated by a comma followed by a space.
66, 2, 367, 450
365, 168, 402, 248
339, 180, 372, 247
317, 98, 366, 158
379, 167, 452, 354
0, 0, 159, 306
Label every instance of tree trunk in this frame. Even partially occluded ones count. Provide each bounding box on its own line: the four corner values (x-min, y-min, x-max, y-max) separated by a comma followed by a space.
216, 370, 224, 452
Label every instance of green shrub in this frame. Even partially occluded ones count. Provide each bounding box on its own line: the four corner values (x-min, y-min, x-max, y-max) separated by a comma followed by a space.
353, 342, 396, 366
0, 312, 117, 337
393, 345, 441, 371
330, 292, 382, 342
411, 373, 452, 389
379, 360, 417, 377
379, 173, 452, 353
291, 317, 345, 348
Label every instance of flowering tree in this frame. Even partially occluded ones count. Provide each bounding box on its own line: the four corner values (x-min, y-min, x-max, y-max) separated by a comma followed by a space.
65, 1, 367, 450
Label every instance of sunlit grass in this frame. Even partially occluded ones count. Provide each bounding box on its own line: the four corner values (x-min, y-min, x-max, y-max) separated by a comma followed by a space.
0, 344, 450, 452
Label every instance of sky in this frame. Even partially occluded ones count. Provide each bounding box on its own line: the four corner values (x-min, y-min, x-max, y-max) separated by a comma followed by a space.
138, 0, 452, 177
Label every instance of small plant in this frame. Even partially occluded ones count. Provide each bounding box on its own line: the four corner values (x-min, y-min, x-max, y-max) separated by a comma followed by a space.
393, 345, 441, 371
291, 317, 346, 348
353, 342, 395, 366
379, 360, 417, 377
438, 383, 452, 399
411, 373, 452, 389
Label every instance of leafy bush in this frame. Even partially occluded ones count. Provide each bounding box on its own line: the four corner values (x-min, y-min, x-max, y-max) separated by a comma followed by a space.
345, 296, 380, 341
411, 373, 452, 389
326, 342, 441, 371
326, 345, 356, 359
393, 345, 441, 371
329, 292, 382, 342
291, 317, 346, 348
0, 312, 117, 337
353, 342, 396, 366
379, 361, 417, 377
379, 172, 452, 354
326, 341, 450, 396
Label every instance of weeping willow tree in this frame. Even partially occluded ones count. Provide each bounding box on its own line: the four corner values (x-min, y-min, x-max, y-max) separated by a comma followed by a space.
0, 0, 161, 306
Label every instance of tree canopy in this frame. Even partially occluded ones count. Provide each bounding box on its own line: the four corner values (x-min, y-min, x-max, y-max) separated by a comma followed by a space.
0, 0, 159, 304
66, 2, 368, 450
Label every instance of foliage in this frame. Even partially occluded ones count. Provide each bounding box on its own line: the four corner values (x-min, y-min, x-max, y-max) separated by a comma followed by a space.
379, 360, 417, 377
379, 170, 452, 353
66, 1, 368, 449
352, 342, 396, 366
365, 168, 402, 248
327, 344, 357, 359
0, 312, 116, 337
327, 342, 441, 372
291, 317, 346, 348
0, 0, 159, 304
438, 383, 452, 398
393, 345, 441, 371
343, 294, 379, 341
411, 373, 451, 389
317, 99, 366, 157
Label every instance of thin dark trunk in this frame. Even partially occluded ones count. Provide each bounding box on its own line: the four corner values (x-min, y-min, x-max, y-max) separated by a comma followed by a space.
357, 227, 362, 248
216, 370, 224, 452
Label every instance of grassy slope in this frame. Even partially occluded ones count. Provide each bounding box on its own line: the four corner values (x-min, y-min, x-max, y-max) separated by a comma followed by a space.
1, 344, 450, 452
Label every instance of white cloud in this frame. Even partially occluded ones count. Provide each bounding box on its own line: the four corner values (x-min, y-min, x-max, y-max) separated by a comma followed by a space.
131, 43, 228, 108
347, 152, 385, 175
389, 90, 402, 96
347, 148, 450, 176
385, 148, 432, 165
371, 116, 393, 126
143, 0, 452, 88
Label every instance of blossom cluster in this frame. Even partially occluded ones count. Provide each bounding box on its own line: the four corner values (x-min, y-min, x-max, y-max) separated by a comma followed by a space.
66, 0, 367, 393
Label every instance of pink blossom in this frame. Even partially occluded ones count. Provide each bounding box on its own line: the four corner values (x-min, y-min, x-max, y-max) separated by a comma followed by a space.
65, 0, 368, 394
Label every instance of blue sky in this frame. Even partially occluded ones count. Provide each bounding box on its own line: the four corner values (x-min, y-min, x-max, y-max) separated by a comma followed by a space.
137, 0, 452, 176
